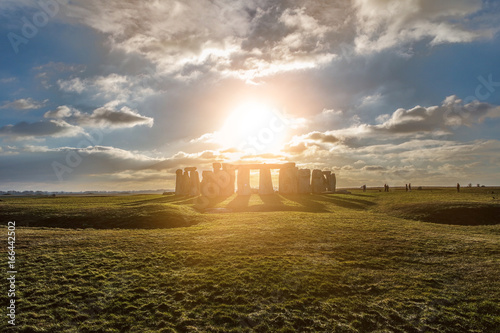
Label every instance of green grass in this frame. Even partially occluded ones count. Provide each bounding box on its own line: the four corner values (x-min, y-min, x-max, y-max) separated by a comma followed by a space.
0, 194, 202, 229
1, 188, 499, 332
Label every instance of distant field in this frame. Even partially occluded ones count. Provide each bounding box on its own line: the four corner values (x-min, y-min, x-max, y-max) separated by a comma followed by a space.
1, 187, 499, 332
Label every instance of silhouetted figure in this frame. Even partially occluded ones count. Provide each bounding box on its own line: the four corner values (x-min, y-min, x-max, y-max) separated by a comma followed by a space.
362, 184, 366, 192
457, 183, 460, 193
405, 184, 408, 192
408, 183, 412, 192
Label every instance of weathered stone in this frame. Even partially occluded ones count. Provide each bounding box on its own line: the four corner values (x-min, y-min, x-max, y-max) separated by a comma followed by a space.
311, 169, 325, 194
175, 169, 184, 195
182, 171, 191, 195
221, 164, 236, 196
279, 166, 298, 194
237, 167, 251, 195
259, 168, 274, 195
297, 169, 311, 194
201, 170, 214, 183
184, 167, 197, 172
189, 170, 200, 196
330, 173, 336, 193
323, 171, 332, 192
200, 171, 219, 198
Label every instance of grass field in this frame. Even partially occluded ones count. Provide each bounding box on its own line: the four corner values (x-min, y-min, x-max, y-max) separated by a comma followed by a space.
1, 187, 499, 332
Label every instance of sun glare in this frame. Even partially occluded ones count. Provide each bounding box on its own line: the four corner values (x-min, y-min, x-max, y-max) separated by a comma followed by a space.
218, 102, 289, 155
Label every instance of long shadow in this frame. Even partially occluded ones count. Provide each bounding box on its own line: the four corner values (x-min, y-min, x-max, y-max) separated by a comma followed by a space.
348, 193, 374, 198
280, 194, 329, 213
259, 194, 284, 205
227, 195, 251, 211
315, 194, 377, 210
120, 195, 193, 206
242, 194, 294, 212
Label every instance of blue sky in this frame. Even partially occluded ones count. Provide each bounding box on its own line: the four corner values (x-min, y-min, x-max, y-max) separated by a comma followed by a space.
1, 0, 500, 191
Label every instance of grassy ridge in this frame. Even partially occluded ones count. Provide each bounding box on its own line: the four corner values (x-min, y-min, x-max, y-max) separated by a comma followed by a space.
1, 188, 499, 332
0, 195, 203, 229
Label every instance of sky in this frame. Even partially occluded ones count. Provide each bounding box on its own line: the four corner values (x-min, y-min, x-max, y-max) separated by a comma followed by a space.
1, 0, 500, 191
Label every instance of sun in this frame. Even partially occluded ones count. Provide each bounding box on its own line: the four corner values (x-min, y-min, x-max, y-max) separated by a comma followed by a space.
218, 102, 289, 155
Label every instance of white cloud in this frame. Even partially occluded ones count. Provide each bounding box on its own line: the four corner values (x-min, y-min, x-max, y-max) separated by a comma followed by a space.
374, 96, 500, 134
57, 77, 86, 93
0, 104, 153, 141
353, 0, 492, 53
0, 77, 17, 84
44, 105, 74, 119
0, 98, 47, 110
57, 73, 155, 103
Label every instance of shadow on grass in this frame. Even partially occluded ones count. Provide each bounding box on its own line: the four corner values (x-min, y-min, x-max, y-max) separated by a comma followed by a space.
226, 195, 250, 211
280, 194, 329, 212
314, 194, 377, 210
212, 193, 378, 213
120, 195, 194, 206
391, 203, 500, 225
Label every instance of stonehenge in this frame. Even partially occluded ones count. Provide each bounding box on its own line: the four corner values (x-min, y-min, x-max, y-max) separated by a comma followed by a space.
237, 167, 251, 195
175, 167, 200, 196
175, 162, 337, 198
297, 169, 311, 194
259, 168, 274, 195
311, 169, 325, 194
279, 164, 298, 194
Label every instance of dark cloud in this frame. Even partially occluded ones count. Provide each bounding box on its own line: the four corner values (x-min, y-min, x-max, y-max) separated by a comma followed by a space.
0, 145, 159, 185
44, 106, 154, 128
0, 120, 82, 139
283, 142, 308, 154
77, 107, 154, 128
373, 96, 500, 134
306, 131, 340, 143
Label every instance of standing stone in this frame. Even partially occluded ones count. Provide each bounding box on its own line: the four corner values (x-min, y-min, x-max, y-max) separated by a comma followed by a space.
175, 169, 184, 195
279, 166, 298, 194
182, 171, 191, 195
330, 173, 336, 193
189, 170, 200, 196
297, 169, 311, 194
323, 171, 332, 192
237, 167, 251, 196
311, 169, 325, 194
220, 164, 236, 196
213, 162, 222, 173
259, 168, 274, 195
184, 167, 199, 196
201, 171, 219, 198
